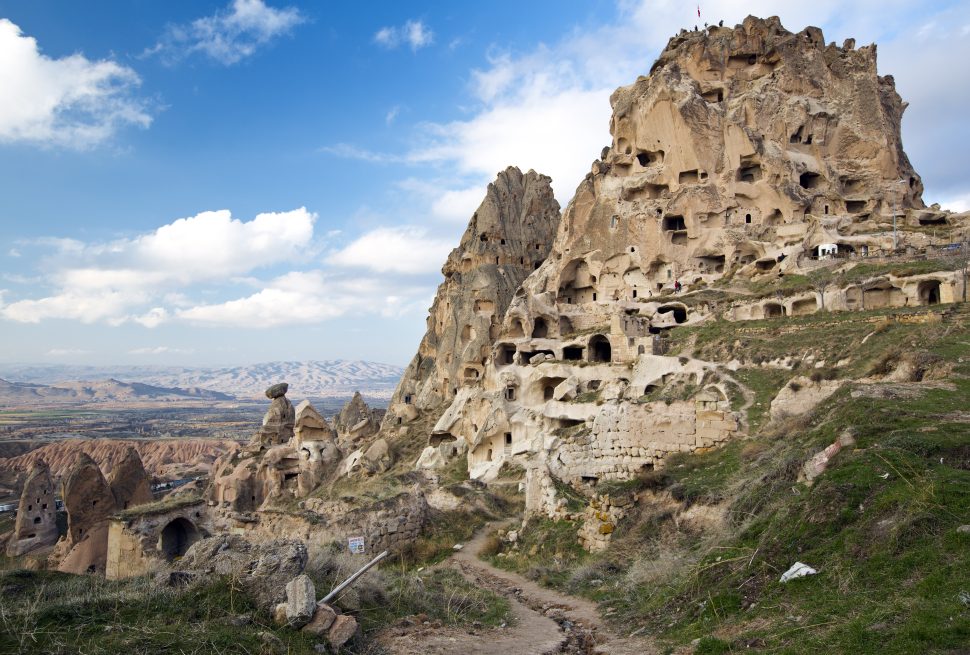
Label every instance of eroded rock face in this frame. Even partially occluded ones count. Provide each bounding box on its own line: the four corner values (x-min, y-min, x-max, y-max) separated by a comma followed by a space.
333, 392, 381, 448
178, 534, 308, 610
420, 16, 952, 519
209, 395, 336, 512
54, 453, 118, 573
258, 384, 295, 446
107, 446, 153, 511
5, 462, 58, 557
381, 167, 562, 449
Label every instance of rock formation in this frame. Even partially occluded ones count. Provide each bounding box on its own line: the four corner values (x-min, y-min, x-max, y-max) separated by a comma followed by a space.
107, 446, 153, 510
208, 386, 338, 514
257, 383, 295, 445
411, 16, 967, 520
382, 167, 561, 456
0, 438, 233, 481
53, 453, 118, 574
5, 462, 58, 557
333, 391, 381, 447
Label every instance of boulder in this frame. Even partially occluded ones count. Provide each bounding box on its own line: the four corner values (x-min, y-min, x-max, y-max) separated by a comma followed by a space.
361, 438, 391, 474
302, 602, 337, 636
179, 535, 308, 610
328, 614, 358, 648
285, 574, 316, 628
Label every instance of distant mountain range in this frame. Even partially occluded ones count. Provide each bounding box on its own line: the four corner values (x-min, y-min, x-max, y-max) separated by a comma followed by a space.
0, 378, 233, 405
0, 360, 404, 401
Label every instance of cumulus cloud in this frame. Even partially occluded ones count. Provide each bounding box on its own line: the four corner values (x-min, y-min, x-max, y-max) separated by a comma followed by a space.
0, 18, 151, 148
0, 208, 316, 325
329, 226, 454, 274
177, 270, 433, 327
147, 0, 303, 65
374, 20, 433, 51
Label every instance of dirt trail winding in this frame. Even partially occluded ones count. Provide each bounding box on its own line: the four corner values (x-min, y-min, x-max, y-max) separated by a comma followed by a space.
377, 522, 658, 655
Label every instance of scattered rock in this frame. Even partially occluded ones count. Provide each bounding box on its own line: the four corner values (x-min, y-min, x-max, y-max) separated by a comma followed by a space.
285, 574, 316, 628
302, 602, 337, 636
328, 614, 358, 648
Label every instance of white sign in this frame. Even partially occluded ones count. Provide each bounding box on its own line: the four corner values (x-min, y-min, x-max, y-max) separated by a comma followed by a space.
348, 536, 366, 554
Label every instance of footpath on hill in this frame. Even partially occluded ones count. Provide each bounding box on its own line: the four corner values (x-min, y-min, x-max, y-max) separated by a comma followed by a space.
376, 522, 659, 655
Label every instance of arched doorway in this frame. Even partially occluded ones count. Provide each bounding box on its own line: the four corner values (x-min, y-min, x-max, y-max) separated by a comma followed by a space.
159, 518, 200, 560
589, 335, 612, 363
918, 280, 941, 305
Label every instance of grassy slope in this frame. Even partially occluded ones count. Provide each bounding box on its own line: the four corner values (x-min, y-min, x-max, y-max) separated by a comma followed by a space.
488, 303, 970, 654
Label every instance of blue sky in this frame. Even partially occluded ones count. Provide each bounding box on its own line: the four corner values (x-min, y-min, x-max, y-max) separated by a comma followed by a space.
0, 0, 968, 368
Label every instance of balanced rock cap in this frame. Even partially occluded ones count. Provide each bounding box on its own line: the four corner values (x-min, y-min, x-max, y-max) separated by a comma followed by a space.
266, 382, 289, 399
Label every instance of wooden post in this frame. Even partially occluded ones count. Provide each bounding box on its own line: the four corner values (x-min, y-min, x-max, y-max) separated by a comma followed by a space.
321, 550, 389, 604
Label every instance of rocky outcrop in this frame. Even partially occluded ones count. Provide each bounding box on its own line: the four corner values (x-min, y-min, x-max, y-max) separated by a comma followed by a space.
411, 16, 963, 519
333, 391, 381, 447
5, 462, 58, 557
53, 453, 118, 574
107, 446, 153, 511
208, 390, 338, 513
0, 438, 233, 480
178, 534, 308, 610
257, 383, 295, 446
383, 167, 561, 457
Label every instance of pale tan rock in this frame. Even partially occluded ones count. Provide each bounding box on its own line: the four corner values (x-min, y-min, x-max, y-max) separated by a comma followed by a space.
381, 166, 561, 446
285, 574, 316, 628
302, 602, 337, 636
361, 438, 391, 475
327, 614, 358, 648
5, 462, 58, 557
107, 446, 153, 511
333, 392, 381, 447
769, 376, 842, 419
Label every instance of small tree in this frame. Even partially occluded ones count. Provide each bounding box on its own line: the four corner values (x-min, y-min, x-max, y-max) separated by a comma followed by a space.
808, 269, 835, 310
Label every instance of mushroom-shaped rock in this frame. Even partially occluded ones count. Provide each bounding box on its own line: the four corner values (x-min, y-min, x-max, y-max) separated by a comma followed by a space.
265, 382, 289, 399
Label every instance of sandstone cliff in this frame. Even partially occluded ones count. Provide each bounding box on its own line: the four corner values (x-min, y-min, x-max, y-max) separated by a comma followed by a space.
416, 16, 967, 522
381, 167, 561, 448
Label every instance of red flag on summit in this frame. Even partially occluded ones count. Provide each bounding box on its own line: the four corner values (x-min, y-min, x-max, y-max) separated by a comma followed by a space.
697, 5, 701, 18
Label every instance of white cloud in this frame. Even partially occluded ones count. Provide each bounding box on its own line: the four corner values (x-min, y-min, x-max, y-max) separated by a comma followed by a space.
0, 207, 316, 325
46, 348, 92, 356
128, 346, 192, 355
148, 0, 304, 65
176, 270, 433, 327
8, 249, 20, 258
0, 18, 151, 148
329, 226, 454, 274
385, 106, 400, 125
374, 19, 433, 51
431, 186, 485, 223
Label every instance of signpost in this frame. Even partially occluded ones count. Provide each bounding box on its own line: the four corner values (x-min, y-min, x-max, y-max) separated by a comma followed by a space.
348, 536, 366, 554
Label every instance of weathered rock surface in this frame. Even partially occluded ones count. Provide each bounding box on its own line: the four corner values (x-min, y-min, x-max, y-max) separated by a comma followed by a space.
52, 453, 118, 574
258, 383, 295, 446
408, 16, 965, 526
333, 391, 381, 447
179, 534, 308, 609
328, 614, 358, 648
5, 462, 58, 557
302, 602, 337, 636
106, 446, 153, 511
380, 167, 561, 458
0, 438, 233, 480
285, 574, 316, 628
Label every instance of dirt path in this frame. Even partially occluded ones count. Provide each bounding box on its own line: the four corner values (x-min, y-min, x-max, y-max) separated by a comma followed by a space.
376, 522, 658, 655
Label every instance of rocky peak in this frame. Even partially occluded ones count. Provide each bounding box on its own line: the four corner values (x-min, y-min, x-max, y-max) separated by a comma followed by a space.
382, 167, 561, 436
106, 446, 153, 511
